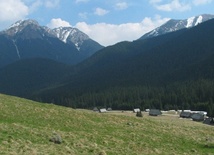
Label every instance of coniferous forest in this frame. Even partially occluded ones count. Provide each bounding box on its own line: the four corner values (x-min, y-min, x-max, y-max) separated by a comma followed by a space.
34, 79, 214, 117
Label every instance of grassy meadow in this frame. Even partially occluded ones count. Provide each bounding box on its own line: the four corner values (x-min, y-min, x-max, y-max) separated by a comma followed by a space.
0, 93, 214, 155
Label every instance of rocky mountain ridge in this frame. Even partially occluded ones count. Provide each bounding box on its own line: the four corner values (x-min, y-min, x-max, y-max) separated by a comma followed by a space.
0, 19, 103, 67
140, 14, 214, 39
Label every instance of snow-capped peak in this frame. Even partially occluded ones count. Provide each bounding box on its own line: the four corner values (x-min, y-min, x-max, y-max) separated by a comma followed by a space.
51, 27, 90, 51
8, 20, 24, 29
1, 19, 102, 52
8, 19, 39, 29
139, 14, 214, 40
186, 15, 204, 28
4, 19, 40, 36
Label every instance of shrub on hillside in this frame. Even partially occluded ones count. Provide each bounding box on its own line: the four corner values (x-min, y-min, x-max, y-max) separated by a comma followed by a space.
136, 111, 143, 117
49, 133, 62, 144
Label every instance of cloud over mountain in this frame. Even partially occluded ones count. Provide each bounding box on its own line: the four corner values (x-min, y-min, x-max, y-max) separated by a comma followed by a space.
0, 0, 29, 22
75, 16, 169, 46
47, 18, 71, 28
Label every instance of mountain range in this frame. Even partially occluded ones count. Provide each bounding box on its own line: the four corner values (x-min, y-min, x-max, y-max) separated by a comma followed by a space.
140, 14, 214, 39
0, 19, 103, 68
0, 14, 214, 113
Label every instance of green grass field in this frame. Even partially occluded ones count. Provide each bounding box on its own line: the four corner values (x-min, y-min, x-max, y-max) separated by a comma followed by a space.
0, 93, 214, 155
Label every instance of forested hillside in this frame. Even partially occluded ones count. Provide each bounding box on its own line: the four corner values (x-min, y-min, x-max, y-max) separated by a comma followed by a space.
29, 19, 214, 116
0, 19, 214, 116
0, 58, 72, 96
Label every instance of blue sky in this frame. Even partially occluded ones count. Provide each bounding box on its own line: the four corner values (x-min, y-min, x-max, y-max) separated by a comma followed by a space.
0, 0, 214, 46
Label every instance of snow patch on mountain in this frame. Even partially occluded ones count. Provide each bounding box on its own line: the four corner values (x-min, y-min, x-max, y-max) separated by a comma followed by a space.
195, 15, 203, 26
8, 20, 24, 34
5, 19, 40, 36
3, 19, 92, 51
75, 43, 80, 51
6, 22, 24, 35
52, 27, 77, 43
12, 40, 21, 59
139, 14, 214, 40
52, 27, 90, 51
186, 16, 195, 28
149, 29, 159, 37
186, 16, 203, 28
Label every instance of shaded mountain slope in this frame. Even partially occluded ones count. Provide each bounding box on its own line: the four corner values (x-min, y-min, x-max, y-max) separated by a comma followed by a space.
0, 19, 103, 68
0, 58, 72, 97
1, 19, 214, 111
62, 18, 214, 88
30, 19, 214, 110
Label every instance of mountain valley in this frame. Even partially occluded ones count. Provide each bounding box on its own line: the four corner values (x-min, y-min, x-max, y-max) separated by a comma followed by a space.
0, 15, 214, 115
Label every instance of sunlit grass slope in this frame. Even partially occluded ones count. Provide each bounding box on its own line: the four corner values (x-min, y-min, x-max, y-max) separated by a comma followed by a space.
0, 93, 214, 155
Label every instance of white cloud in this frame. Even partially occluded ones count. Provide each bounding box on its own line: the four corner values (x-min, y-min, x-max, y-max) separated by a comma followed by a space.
193, 0, 212, 6
115, 2, 128, 10
151, 0, 191, 12
22, 0, 60, 12
0, 0, 29, 29
78, 12, 88, 19
47, 18, 71, 28
0, 0, 62, 30
75, 16, 169, 46
29, 0, 43, 13
94, 7, 109, 16
0, 0, 29, 22
45, 0, 60, 8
